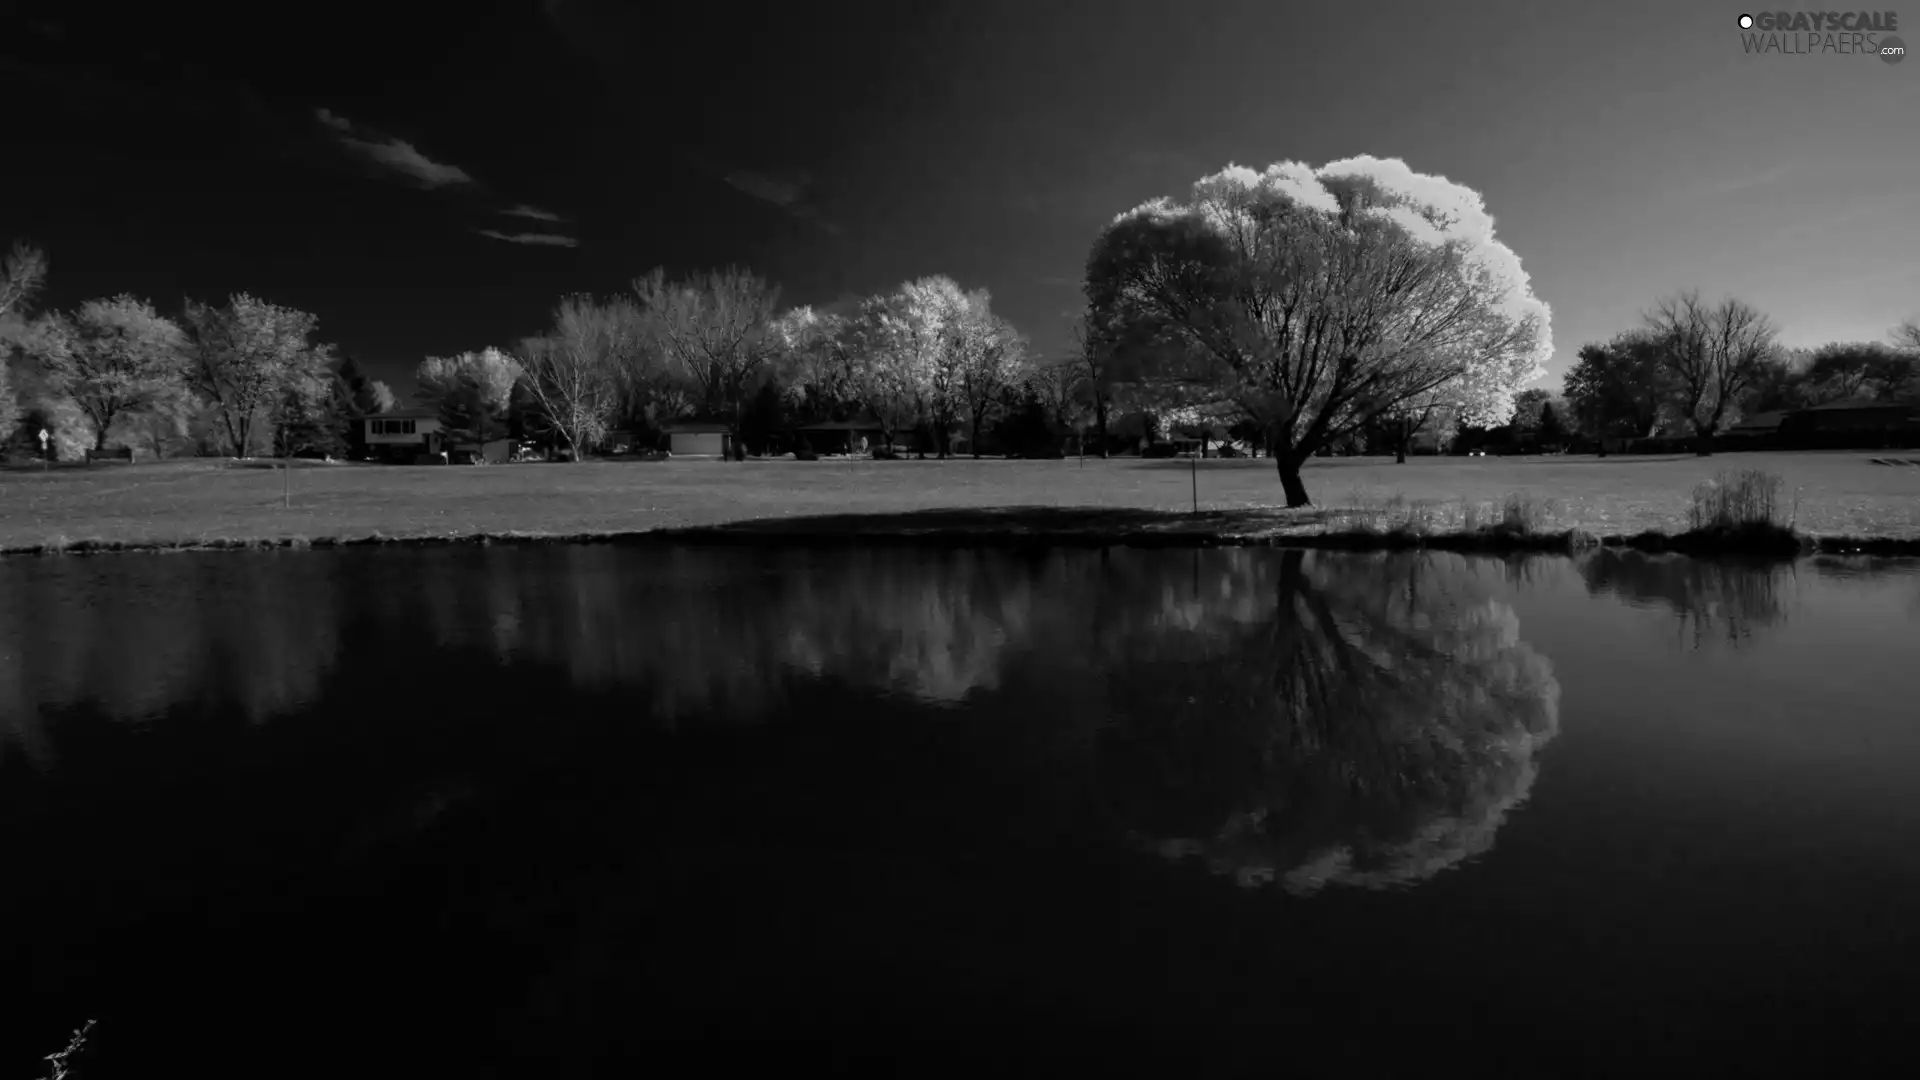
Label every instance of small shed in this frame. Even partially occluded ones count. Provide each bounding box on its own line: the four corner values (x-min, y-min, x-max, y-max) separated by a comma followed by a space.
664, 422, 730, 456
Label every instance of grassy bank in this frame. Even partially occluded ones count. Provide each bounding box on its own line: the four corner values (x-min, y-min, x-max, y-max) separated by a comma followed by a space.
3, 452, 1918, 558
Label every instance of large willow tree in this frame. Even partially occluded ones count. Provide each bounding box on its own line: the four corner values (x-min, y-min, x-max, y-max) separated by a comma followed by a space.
1084, 156, 1553, 506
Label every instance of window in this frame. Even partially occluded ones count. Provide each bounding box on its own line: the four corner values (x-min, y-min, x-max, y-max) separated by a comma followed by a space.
371, 419, 418, 436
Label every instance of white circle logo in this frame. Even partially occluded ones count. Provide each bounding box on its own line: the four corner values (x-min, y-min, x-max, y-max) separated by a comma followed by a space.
1738, 13, 1754, 29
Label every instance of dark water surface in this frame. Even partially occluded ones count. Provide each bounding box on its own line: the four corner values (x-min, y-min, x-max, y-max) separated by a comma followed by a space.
5, 545, 1920, 1074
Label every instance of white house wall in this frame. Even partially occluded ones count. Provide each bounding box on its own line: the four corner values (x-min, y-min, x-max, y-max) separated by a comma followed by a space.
366, 420, 443, 444
669, 433, 725, 456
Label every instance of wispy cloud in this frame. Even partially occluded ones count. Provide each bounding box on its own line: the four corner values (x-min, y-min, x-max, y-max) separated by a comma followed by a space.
726, 170, 805, 207
722, 166, 840, 235
315, 108, 474, 189
501, 203, 563, 222
317, 107, 578, 242
474, 229, 579, 248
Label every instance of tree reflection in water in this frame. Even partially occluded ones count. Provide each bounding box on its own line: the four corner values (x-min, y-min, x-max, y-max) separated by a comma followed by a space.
0, 553, 346, 771
1097, 548, 1562, 895
1578, 549, 1794, 649
1, 544, 1560, 900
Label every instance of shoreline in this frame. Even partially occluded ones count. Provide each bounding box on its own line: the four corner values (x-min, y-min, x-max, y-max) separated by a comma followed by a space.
5, 507, 1919, 559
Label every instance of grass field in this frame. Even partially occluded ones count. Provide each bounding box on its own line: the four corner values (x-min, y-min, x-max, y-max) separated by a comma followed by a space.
2, 451, 1919, 554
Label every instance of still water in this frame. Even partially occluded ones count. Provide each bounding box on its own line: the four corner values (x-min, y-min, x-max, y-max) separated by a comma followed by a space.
4, 544, 1920, 1073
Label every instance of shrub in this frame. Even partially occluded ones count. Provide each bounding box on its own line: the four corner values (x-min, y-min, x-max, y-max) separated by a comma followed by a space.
1459, 492, 1553, 536
1500, 492, 1553, 533
1687, 470, 1784, 532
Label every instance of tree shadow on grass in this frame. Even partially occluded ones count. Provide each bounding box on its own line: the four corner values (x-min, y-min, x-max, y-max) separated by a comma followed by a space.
1503, 455, 1697, 466
1124, 457, 1277, 470
654, 505, 1337, 543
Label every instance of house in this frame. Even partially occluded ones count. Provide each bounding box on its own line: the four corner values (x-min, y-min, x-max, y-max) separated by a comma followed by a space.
1774, 399, 1918, 449
1780, 398, 1916, 433
1168, 423, 1235, 457
663, 421, 731, 456
1725, 410, 1788, 440
1105, 411, 1153, 453
364, 410, 445, 461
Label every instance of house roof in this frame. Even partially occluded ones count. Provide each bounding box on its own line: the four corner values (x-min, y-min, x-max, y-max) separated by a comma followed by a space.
367, 409, 438, 420
664, 422, 732, 433
1800, 398, 1913, 412
1171, 423, 1235, 440
1728, 411, 1787, 430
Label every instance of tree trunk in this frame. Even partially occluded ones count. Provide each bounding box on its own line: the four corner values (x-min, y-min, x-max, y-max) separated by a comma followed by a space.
1694, 421, 1714, 457
1095, 399, 1109, 458
1275, 451, 1312, 508
1395, 445, 1407, 464
971, 412, 983, 459
217, 407, 245, 460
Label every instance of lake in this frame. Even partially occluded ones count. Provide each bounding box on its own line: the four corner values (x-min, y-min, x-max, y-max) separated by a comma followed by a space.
5, 543, 1920, 1074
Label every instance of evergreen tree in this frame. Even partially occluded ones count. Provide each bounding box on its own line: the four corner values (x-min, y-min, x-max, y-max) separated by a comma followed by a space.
1537, 401, 1566, 449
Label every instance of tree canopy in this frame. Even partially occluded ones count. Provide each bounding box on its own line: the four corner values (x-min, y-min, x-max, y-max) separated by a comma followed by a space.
25, 294, 189, 450
1562, 329, 1678, 446
517, 294, 639, 459
416, 347, 525, 446
1641, 290, 1777, 453
182, 294, 334, 458
1085, 156, 1551, 505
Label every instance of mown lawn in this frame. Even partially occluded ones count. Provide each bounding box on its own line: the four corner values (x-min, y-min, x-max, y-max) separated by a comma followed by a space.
2, 451, 1918, 551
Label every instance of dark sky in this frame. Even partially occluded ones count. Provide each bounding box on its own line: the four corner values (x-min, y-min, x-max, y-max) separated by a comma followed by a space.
6, 0, 1918, 397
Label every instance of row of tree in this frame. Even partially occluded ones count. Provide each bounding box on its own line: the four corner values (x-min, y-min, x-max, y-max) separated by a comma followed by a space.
0, 241, 389, 463
11, 147, 1916, 501
396, 269, 1057, 463
1562, 294, 1920, 454
7, 154, 1570, 507
0, 241, 1082, 465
